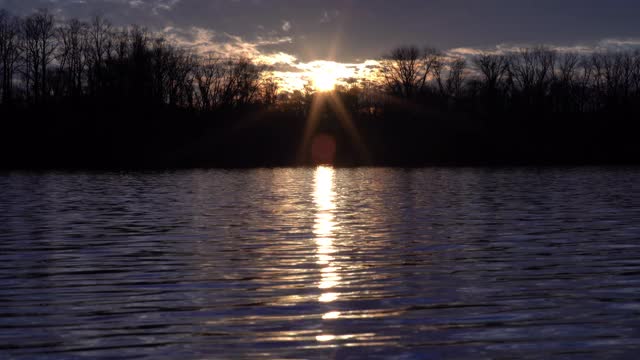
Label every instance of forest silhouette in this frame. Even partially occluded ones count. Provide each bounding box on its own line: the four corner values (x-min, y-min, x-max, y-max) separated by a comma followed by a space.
1, 9, 639, 169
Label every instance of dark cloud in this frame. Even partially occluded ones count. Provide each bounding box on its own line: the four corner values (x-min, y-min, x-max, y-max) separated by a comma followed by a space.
2, 0, 640, 62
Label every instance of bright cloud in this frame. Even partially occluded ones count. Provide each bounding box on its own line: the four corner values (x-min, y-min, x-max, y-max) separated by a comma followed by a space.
164, 24, 640, 93
448, 38, 640, 59
162, 26, 381, 93
272, 59, 381, 93
125, 0, 181, 14
162, 26, 294, 63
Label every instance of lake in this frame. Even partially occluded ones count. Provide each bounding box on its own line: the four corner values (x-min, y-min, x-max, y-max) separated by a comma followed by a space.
1, 167, 639, 359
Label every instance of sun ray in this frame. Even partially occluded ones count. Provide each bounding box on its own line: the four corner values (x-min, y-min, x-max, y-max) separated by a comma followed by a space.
327, 93, 371, 164
297, 93, 327, 164
296, 10, 370, 165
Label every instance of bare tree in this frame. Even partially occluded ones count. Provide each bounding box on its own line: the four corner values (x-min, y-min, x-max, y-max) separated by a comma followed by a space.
86, 16, 113, 95
113, 28, 130, 62
551, 52, 581, 111
21, 9, 57, 103
0, 10, 21, 103
57, 19, 88, 98
213, 58, 261, 107
260, 75, 279, 106
473, 53, 510, 92
380, 46, 440, 98
558, 52, 580, 85
631, 51, 640, 98
194, 54, 223, 110
230, 58, 264, 106
446, 57, 466, 98
509, 46, 557, 103
165, 48, 195, 107
431, 55, 446, 95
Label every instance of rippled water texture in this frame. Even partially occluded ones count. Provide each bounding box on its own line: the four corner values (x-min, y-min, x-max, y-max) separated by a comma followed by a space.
1, 167, 640, 359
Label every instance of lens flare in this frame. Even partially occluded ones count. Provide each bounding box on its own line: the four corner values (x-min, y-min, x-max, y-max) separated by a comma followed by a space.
312, 73, 338, 92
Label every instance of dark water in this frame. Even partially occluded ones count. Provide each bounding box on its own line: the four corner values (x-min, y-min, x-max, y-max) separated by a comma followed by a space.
1, 167, 639, 359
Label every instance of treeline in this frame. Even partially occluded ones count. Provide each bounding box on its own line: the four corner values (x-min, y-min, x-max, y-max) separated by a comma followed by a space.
0, 8, 638, 168
376, 45, 640, 115
0, 9, 277, 109
3, 9, 639, 115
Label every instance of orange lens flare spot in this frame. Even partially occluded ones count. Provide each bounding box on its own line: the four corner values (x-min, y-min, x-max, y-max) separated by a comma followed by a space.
311, 134, 337, 165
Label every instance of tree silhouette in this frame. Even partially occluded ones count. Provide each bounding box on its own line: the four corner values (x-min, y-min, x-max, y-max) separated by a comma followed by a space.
21, 9, 57, 103
380, 46, 440, 99
0, 8, 639, 168
0, 10, 20, 104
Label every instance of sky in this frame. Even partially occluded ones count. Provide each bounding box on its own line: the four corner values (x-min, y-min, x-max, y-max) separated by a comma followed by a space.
3, 0, 640, 91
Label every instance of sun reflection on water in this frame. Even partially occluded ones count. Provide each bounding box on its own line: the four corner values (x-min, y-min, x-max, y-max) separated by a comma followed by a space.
313, 166, 342, 326
322, 311, 341, 320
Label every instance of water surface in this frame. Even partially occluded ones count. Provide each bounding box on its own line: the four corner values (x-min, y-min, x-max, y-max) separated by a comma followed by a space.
1, 167, 639, 359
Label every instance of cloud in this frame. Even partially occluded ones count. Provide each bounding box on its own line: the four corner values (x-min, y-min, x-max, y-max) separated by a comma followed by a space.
124, 0, 181, 14
161, 25, 382, 92
447, 38, 640, 61
320, 9, 339, 24
155, 0, 181, 11
128, 0, 182, 15
5, 0, 640, 64
129, 0, 144, 8
281, 20, 291, 32
162, 26, 297, 66
269, 59, 381, 93
597, 38, 640, 51
7, 1, 640, 93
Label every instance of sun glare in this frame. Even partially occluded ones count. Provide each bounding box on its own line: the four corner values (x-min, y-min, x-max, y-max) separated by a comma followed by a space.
312, 71, 338, 92
274, 59, 381, 93
306, 62, 343, 92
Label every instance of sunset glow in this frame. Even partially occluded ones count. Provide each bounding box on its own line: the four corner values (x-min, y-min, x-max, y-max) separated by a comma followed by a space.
312, 72, 338, 92
270, 60, 381, 93
309, 64, 340, 92
3, 1, 640, 358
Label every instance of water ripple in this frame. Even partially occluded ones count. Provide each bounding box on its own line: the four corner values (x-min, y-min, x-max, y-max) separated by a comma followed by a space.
0, 167, 639, 358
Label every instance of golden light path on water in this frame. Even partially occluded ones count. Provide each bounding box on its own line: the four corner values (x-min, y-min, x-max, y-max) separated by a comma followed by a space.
313, 166, 342, 342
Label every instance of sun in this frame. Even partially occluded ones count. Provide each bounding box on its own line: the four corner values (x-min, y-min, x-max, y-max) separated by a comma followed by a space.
312, 72, 338, 92
308, 63, 341, 92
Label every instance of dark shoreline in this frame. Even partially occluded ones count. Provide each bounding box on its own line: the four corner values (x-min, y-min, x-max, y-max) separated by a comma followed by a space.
2, 106, 638, 170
